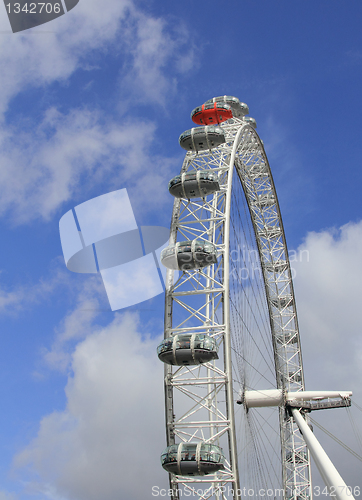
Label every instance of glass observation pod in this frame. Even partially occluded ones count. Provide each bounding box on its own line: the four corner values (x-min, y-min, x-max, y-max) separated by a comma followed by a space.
243, 116, 257, 129
204, 96, 249, 119
161, 240, 218, 271
161, 442, 225, 476
157, 333, 218, 365
179, 125, 226, 152
168, 170, 220, 199
191, 102, 233, 125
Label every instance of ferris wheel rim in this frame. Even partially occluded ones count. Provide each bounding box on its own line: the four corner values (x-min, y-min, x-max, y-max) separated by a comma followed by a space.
161, 114, 311, 499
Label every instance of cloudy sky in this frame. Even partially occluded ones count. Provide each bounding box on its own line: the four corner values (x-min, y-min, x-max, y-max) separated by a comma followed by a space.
0, 1, 361, 498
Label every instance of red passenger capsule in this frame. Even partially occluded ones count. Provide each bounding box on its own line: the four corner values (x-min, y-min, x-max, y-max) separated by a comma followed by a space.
191, 102, 233, 125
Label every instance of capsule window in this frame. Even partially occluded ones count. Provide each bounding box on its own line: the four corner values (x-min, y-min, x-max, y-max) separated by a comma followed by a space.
194, 339, 203, 349
169, 176, 181, 188
200, 444, 212, 462
199, 172, 215, 181
158, 339, 172, 354
163, 444, 178, 464
193, 334, 205, 349
163, 247, 174, 258
203, 337, 213, 350
203, 243, 214, 253
181, 443, 197, 459
178, 242, 192, 252
184, 172, 196, 180
210, 445, 222, 462
176, 338, 191, 349
194, 242, 204, 252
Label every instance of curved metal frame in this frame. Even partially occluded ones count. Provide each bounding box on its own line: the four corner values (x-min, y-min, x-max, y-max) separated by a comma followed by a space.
163, 116, 311, 500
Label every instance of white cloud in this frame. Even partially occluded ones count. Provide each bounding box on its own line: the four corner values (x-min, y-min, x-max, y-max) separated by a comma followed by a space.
0, 107, 176, 223
14, 312, 168, 500
0, 491, 17, 500
118, 11, 196, 107
0, 0, 195, 116
0, 1, 194, 225
11, 220, 362, 497
42, 275, 105, 372
0, 0, 130, 115
292, 220, 362, 487
0, 264, 69, 314
0, 0, 199, 239
293, 221, 362, 378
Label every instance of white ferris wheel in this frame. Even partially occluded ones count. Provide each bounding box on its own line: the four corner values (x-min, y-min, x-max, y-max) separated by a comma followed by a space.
157, 96, 355, 500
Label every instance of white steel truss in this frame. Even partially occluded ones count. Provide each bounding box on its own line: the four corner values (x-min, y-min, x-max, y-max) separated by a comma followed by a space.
163, 117, 311, 500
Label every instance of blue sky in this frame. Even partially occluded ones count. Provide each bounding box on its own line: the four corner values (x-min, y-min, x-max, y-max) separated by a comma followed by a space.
0, 1, 362, 498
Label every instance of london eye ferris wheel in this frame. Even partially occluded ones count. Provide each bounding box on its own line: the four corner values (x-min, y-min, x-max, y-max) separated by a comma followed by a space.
157, 96, 355, 500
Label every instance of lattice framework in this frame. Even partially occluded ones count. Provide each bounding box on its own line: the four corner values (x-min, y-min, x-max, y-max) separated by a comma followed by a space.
163, 118, 311, 500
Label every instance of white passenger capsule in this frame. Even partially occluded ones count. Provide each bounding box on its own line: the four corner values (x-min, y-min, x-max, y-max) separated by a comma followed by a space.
179, 125, 226, 152
168, 170, 220, 199
161, 239, 217, 271
204, 96, 249, 118
161, 442, 225, 476
157, 333, 218, 365
244, 116, 257, 129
